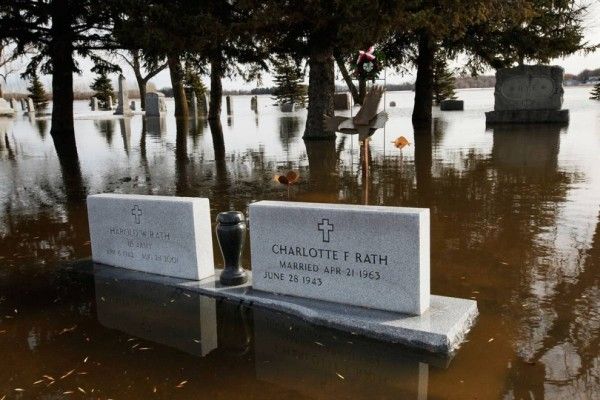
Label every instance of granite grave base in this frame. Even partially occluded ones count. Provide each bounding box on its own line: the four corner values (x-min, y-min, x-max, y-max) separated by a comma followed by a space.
485, 109, 569, 124
89, 261, 477, 354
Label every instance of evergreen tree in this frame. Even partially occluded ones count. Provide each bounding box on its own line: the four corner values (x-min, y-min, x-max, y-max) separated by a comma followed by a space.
90, 70, 114, 110
591, 82, 600, 101
432, 53, 456, 105
27, 71, 48, 109
184, 64, 207, 99
271, 56, 307, 108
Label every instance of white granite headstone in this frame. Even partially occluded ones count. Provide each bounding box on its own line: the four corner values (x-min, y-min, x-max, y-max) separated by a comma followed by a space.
249, 201, 430, 315
145, 92, 167, 117
87, 194, 214, 280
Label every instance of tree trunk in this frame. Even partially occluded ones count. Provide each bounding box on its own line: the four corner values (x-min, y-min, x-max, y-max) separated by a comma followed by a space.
208, 52, 224, 121
412, 31, 435, 125
304, 49, 335, 140
49, 1, 75, 146
132, 55, 148, 110
168, 54, 188, 118
333, 51, 360, 105
358, 78, 366, 104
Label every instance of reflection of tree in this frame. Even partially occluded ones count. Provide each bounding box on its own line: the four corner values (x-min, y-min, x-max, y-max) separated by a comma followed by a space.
35, 118, 48, 138
301, 139, 338, 203
278, 116, 301, 154
175, 118, 189, 196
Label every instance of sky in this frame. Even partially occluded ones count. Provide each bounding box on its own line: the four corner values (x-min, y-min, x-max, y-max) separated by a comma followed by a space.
3, 2, 600, 93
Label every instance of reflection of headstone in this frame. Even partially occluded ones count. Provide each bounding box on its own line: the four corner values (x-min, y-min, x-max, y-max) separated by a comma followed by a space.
486, 65, 569, 123
114, 74, 132, 116
225, 95, 232, 115
250, 95, 258, 111
91, 97, 98, 111
146, 116, 166, 137
491, 124, 561, 172
94, 264, 218, 357
0, 98, 16, 116
145, 92, 167, 117
334, 92, 351, 110
119, 118, 132, 154
26, 98, 35, 114
20, 98, 27, 110
9, 98, 18, 110
107, 96, 113, 110
440, 99, 463, 111
253, 309, 435, 399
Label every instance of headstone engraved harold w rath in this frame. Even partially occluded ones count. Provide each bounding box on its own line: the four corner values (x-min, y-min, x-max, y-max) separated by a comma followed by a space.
87, 194, 214, 280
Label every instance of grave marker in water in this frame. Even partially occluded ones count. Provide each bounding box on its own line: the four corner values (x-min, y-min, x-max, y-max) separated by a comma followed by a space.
145, 92, 167, 117
87, 194, 214, 280
9, 98, 18, 110
91, 97, 98, 111
26, 98, 35, 114
250, 201, 430, 314
486, 65, 569, 123
0, 99, 15, 116
114, 74, 133, 116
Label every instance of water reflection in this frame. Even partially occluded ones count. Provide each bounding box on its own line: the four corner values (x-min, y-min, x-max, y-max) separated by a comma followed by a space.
94, 264, 218, 357
0, 89, 599, 398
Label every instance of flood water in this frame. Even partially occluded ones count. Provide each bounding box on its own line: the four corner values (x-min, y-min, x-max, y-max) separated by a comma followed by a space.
1, 87, 599, 399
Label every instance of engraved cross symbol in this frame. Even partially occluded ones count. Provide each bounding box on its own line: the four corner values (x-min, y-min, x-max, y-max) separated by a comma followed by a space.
317, 218, 334, 243
131, 205, 142, 224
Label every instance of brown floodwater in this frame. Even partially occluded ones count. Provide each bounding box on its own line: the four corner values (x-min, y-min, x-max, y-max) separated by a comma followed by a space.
0, 88, 599, 399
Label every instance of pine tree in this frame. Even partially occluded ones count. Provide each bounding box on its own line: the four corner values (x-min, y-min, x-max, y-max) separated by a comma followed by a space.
591, 82, 600, 101
272, 56, 307, 108
432, 53, 456, 105
184, 65, 207, 99
27, 71, 48, 110
90, 70, 114, 110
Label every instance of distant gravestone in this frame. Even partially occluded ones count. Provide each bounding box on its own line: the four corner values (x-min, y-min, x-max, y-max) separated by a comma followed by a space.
107, 96, 114, 110
280, 103, 295, 112
87, 194, 215, 280
198, 94, 208, 117
440, 99, 464, 111
114, 74, 133, 116
0, 99, 15, 117
250, 95, 258, 111
333, 92, 351, 110
26, 98, 35, 114
130, 100, 136, 111
9, 98, 18, 110
91, 97, 99, 111
145, 92, 167, 117
486, 65, 569, 124
389, 101, 396, 107
191, 92, 198, 118
226, 95, 232, 115
20, 98, 27, 110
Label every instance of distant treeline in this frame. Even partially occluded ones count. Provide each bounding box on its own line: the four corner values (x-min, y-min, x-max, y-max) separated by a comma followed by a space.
565, 68, 600, 82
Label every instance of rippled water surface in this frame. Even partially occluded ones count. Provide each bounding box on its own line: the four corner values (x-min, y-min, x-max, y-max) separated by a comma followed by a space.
1, 88, 599, 399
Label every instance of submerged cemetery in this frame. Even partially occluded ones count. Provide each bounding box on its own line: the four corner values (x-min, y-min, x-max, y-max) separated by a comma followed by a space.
2, 0, 600, 399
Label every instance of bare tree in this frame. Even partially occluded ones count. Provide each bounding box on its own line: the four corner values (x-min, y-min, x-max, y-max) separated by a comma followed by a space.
116, 50, 167, 110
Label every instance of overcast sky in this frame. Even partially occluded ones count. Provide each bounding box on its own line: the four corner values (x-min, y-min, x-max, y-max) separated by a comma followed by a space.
3, 2, 600, 93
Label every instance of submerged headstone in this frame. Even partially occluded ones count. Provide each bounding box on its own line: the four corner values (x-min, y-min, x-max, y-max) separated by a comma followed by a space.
280, 102, 295, 112
485, 65, 569, 124
198, 94, 208, 117
333, 92, 351, 110
91, 97, 98, 111
191, 92, 198, 118
250, 95, 258, 111
0, 99, 15, 116
114, 74, 132, 116
9, 98, 18, 110
145, 92, 167, 117
250, 201, 430, 315
130, 100, 136, 111
440, 99, 463, 111
87, 194, 214, 280
107, 96, 113, 110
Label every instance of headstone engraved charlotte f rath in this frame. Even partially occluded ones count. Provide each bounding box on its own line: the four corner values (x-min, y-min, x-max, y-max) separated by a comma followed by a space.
87, 194, 214, 280
250, 201, 430, 315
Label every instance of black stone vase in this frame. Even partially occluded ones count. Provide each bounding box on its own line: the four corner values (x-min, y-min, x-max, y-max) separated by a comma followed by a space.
216, 211, 248, 286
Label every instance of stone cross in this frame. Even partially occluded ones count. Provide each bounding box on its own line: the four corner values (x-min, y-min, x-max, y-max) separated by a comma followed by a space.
131, 205, 143, 224
114, 74, 132, 116
317, 218, 334, 243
